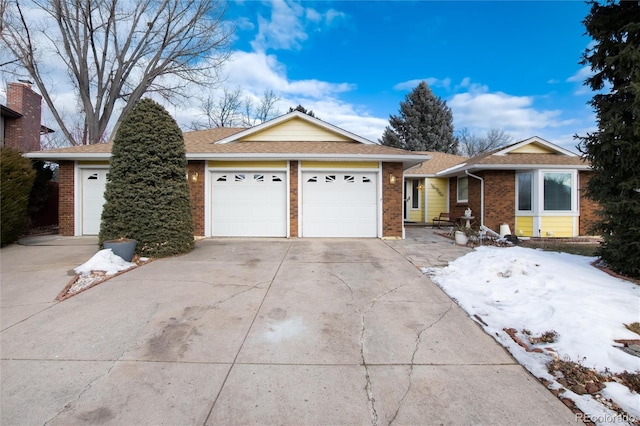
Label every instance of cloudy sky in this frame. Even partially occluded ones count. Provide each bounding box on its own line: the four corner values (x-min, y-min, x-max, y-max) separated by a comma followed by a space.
213, 0, 597, 151
2, 0, 597, 152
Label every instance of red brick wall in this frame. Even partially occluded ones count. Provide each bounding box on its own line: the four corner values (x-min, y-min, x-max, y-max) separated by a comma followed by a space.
382, 162, 403, 237
483, 170, 516, 233
5, 83, 42, 152
449, 171, 515, 232
58, 161, 75, 236
188, 161, 205, 236
578, 171, 601, 235
448, 176, 481, 225
289, 161, 299, 237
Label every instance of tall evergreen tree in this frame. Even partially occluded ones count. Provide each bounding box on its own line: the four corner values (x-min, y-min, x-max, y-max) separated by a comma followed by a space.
577, 0, 640, 278
380, 81, 458, 153
100, 99, 194, 258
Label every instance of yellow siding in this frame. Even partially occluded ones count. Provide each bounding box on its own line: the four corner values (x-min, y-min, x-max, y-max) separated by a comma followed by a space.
541, 216, 575, 237
240, 118, 353, 142
208, 160, 287, 168
510, 143, 555, 154
426, 178, 448, 221
408, 209, 422, 222
78, 161, 109, 165
515, 216, 534, 237
301, 161, 379, 169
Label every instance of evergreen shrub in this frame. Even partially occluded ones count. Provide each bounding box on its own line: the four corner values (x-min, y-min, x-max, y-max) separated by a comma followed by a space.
1, 147, 36, 245
99, 98, 194, 257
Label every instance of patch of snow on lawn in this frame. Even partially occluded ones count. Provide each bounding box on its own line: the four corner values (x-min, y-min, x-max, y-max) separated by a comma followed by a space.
74, 249, 136, 276
424, 246, 640, 424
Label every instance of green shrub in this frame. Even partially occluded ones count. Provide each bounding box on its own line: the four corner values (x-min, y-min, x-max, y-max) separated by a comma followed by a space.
99, 98, 194, 257
1, 147, 36, 245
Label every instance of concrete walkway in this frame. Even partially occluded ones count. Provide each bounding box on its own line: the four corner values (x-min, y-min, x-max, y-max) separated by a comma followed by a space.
0, 228, 576, 425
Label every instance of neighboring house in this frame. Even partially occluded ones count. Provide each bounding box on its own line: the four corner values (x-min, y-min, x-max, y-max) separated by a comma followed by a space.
434, 137, 598, 237
25, 111, 429, 239
1, 82, 53, 152
403, 152, 468, 223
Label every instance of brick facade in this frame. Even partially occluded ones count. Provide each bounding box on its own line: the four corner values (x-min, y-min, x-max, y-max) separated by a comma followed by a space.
449, 171, 516, 232
482, 170, 516, 233
289, 161, 299, 237
578, 171, 600, 235
188, 161, 205, 236
4, 83, 43, 152
382, 162, 403, 237
58, 161, 75, 236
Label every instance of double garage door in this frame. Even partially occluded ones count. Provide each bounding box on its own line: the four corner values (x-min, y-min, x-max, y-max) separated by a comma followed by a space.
79, 168, 378, 237
211, 170, 378, 237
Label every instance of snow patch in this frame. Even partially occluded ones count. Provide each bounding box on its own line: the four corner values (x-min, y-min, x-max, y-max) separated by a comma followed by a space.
74, 249, 136, 276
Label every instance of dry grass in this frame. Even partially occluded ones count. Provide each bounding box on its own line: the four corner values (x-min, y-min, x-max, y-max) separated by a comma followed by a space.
625, 322, 640, 336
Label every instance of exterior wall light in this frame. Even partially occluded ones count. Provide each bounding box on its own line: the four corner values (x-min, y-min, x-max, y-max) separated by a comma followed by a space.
191, 171, 199, 182
389, 173, 396, 184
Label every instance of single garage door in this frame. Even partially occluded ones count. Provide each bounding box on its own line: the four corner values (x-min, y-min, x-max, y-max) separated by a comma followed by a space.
212, 171, 287, 237
81, 169, 108, 235
302, 171, 378, 237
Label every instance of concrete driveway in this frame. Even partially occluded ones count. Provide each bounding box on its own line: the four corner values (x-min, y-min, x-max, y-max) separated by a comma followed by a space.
1, 229, 575, 425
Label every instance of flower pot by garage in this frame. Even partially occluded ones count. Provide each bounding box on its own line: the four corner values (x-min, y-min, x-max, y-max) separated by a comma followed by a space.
103, 239, 137, 262
454, 231, 469, 245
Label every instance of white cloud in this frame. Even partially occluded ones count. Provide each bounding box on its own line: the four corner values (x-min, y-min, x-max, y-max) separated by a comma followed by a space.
249, 0, 346, 52
223, 51, 354, 98
393, 78, 451, 91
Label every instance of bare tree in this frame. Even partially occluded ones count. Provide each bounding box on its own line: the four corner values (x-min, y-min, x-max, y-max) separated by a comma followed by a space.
2, 0, 233, 145
200, 87, 243, 128
242, 89, 281, 126
457, 128, 512, 157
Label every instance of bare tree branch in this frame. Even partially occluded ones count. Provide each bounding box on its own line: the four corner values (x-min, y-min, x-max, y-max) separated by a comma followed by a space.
457, 128, 512, 157
1, 0, 233, 145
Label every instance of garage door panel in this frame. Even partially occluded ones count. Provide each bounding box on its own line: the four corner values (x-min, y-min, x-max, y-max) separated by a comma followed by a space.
81, 169, 108, 235
302, 171, 377, 238
211, 171, 287, 237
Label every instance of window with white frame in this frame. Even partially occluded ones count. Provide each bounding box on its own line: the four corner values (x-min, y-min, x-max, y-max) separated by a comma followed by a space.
543, 172, 572, 211
517, 173, 533, 211
457, 176, 468, 203
411, 179, 420, 209
516, 170, 576, 213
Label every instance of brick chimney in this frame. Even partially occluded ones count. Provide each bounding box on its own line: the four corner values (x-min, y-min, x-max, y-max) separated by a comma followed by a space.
4, 82, 43, 152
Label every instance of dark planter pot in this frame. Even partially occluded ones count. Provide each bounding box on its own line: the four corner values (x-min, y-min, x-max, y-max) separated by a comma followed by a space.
103, 239, 137, 262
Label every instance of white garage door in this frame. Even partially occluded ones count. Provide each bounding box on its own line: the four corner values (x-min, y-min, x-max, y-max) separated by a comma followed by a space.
212, 171, 287, 237
302, 172, 378, 237
81, 169, 108, 235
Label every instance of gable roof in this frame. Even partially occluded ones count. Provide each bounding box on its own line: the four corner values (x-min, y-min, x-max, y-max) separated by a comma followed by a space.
404, 151, 467, 176
214, 110, 376, 145
24, 113, 428, 168
436, 136, 590, 176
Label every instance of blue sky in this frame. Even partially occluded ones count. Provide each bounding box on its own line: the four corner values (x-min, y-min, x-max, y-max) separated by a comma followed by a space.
1, 0, 596, 152
213, 0, 596, 151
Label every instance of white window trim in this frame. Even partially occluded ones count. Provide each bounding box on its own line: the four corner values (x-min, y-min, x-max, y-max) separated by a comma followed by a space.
515, 171, 534, 215
515, 170, 579, 216
410, 179, 421, 210
457, 176, 468, 203
540, 170, 578, 214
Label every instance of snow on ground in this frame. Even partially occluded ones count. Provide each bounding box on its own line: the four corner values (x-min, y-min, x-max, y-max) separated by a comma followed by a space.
425, 246, 640, 425
74, 249, 136, 276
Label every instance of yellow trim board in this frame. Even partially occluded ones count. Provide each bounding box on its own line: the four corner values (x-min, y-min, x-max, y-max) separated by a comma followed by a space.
208, 160, 287, 168
301, 161, 379, 169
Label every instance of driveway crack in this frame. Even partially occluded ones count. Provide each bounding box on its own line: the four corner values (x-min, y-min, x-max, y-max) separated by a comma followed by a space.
43, 351, 126, 425
359, 283, 406, 426
388, 302, 453, 425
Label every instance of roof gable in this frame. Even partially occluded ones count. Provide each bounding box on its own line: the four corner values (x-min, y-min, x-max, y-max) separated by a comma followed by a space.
493, 136, 577, 157
214, 110, 375, 145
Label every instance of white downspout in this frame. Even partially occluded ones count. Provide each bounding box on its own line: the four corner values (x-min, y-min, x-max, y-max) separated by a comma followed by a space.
465, 170, 484, 227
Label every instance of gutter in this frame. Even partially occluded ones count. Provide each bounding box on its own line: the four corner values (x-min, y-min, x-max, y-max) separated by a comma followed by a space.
465, 170, 484, 227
